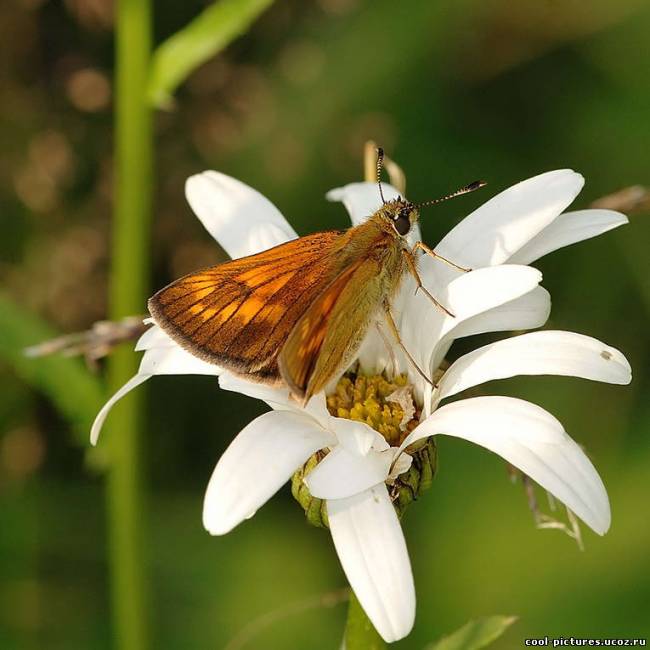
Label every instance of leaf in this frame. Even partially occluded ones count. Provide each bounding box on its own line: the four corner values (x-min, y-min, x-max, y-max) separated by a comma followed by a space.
148, 0, 275, 108
426, 616, 518, 650
0, 292, 104, 443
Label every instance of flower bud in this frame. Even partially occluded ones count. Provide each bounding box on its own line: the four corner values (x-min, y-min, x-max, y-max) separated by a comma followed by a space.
291, 451, 329, 528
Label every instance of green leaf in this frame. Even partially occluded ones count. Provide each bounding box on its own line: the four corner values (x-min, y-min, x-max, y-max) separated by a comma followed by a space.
0, 292, 104, 443
148, 0, 275, 108
426, 616, 518, 650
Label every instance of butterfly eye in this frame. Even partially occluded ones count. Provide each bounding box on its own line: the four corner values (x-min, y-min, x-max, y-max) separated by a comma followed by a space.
393, 209, 411, 236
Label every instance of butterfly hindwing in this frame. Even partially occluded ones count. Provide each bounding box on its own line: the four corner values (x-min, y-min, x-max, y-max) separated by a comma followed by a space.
279, 255, 385, 400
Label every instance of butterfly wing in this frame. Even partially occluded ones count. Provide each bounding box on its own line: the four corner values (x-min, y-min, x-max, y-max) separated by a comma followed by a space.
279, 255, 387, 401
148, 231, 346, 382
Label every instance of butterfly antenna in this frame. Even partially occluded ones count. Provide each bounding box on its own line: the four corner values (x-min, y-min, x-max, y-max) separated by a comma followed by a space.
415, 179, 487, 209
376, 147, 387, 204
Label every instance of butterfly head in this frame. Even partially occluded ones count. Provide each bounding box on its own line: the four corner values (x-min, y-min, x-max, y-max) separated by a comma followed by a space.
374, 146, 486, 239
377, 198, 418, 238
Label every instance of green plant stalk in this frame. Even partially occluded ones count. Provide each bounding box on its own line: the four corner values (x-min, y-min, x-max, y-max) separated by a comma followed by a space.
105, 0, 153, 648
147, 0, 275, 107
345, 590, 386, 650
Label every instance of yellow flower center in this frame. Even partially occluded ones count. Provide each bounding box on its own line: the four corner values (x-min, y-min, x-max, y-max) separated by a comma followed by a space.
292, 370, 439, 527
325, 373, 420, 447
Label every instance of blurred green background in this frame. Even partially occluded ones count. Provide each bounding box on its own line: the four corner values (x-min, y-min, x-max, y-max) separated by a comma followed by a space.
1, 0, 649, 648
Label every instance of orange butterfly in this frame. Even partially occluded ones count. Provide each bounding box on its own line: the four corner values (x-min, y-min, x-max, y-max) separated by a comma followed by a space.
149, 150, 484, 402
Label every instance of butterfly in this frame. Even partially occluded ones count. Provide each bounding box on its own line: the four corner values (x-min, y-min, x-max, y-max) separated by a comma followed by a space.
148, 149, 485, 403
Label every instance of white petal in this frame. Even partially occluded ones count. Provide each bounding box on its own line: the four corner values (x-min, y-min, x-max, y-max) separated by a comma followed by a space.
400, 397, 610, 535
203, 411, 334, 535
443, 265, 543, 322
138, 345, 222, 376
185, 171, 297, 258
508, 210, 628, 265
90, 374, 150, 445
305, 446, 391, 499
333, 417, 388, 455
435, 170, 584, 269
326, 182, 401, 225
326, 181, 422, 245
356, 324, 397, 377
423, 287, 552, 403
437, 331, 632, 401
134, 324, 176, 351
405, 265, 543, 377
447, 286, 551, 343
218, 371, 293, 409
328, 485, 415, 642
217, 372, 332, 428
387, 451, 413, 482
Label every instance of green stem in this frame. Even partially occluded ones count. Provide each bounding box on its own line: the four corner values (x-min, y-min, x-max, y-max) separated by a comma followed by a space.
345, 590, 386, 650
105, 0, 153, 649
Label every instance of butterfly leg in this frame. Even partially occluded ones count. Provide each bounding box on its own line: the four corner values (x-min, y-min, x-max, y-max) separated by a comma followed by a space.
401, 249, 455, 318
375, 322, 399, 378
412, 241, 471, 273
382, 300, 434, 388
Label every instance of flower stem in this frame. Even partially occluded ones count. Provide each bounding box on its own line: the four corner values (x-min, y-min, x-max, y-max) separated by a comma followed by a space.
344, 590, 386, 650
105, 0, 153, 648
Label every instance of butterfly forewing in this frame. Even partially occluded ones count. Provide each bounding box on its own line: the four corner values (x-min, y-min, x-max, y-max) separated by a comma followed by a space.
147, 231, 347, 381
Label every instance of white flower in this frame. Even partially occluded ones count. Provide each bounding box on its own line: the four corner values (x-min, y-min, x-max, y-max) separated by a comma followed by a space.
211, 324, 630, 642
90, 168, 630, 643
